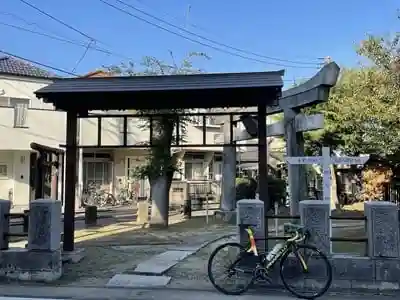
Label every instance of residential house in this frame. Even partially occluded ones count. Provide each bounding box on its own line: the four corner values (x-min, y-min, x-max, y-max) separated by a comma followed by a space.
0, 57, 224, 211
0, 56, 64, 211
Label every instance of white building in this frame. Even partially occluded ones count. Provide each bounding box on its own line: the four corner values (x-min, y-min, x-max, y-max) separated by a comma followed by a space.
0, 57, 224, 212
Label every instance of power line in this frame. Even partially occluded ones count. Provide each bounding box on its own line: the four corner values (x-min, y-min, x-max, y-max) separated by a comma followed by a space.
113, 0, 320, 66
0, 10, 73, 41
131, 0, 221, 39
0, 50, 78, 76
15, 1, 138, 64
0, 21, 135, 61
18, 0, 96, 42
72, 41, 94, 72
99, 0, 319, 69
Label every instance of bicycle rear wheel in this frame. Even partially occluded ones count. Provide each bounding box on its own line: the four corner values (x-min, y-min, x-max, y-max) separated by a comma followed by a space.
207, 242, 255, 295
280, 244, 332, 299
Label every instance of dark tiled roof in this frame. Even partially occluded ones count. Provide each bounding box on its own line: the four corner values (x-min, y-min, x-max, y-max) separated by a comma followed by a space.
0, 56, 55, 78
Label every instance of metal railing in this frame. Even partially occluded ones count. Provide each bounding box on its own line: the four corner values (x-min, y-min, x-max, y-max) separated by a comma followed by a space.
4, 210, 30, 249
264, 213, 368, 256
329, 214, 368, 256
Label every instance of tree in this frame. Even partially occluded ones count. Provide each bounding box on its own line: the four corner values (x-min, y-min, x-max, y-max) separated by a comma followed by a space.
302, 17, 400, 204
108, 52, 209, 227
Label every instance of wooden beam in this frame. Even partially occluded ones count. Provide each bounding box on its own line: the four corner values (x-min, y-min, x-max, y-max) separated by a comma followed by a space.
234, 113, 324, 141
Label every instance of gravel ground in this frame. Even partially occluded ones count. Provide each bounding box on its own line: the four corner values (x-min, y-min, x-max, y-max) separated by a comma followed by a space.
3, 216, 236, 288
61, 245, 169, 286
166, 236, 237, 287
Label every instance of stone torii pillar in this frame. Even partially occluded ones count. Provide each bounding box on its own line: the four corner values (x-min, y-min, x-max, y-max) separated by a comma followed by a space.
220, 121, 236, 211
227, 62, 340, 216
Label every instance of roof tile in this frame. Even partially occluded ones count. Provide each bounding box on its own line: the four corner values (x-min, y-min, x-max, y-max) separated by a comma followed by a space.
0, 56, 55, 78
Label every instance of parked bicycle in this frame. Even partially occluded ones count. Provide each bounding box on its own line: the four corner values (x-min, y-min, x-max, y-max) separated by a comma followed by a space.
82, 182, 117, 207
115, 179, 140, 206
207, 223, 332, 299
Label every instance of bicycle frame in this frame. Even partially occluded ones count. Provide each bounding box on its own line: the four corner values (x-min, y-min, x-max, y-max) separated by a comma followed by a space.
245, 226, 308, 271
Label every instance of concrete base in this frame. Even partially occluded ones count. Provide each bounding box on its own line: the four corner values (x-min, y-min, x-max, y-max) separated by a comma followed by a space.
0, 248, 62, 282
265, 254, 400, 291
214, 210, 237, 225
62, 248, 86, 264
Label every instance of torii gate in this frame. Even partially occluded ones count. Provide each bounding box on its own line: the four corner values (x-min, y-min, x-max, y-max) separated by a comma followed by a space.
219, 62, 340, 215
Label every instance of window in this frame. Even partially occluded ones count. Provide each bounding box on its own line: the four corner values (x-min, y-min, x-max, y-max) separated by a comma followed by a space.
0, 97, 31, 128
185, 161, 206, 180
83, 161, 111, 187
189, 109, 219, 126
0, 164, 8, 178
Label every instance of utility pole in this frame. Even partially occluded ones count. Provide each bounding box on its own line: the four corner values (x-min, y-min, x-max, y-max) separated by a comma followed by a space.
185, 4, 191, 29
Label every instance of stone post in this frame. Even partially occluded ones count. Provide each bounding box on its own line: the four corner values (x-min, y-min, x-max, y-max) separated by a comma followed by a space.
237, 199, 265, 251
300, 200, 331, 254
0, 199, 11, 250
221, 122, 236, 212
364, 201, 400, 258
136, 199, 149, 225
28, 199, 62, 251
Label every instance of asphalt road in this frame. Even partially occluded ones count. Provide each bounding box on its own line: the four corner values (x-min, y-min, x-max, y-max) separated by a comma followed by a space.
0, 287, 394, 300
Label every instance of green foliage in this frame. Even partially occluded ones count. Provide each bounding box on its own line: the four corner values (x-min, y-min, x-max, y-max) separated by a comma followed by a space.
235, 175, 286, 205
303, 15, 400, 171
264, 175, 286, 205
107, 52, 210, 180
235, 177, 257, 200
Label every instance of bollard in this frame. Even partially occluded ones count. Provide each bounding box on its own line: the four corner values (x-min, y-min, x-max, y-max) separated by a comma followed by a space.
365, 201, 400, 258
183, 199, 192, 219
300, 200, 331, 254
23, 209, 29, 233
84, 205, 97, 226
237, 199, 265, 251
28, 199, 62, 251
136, 199, 149, 225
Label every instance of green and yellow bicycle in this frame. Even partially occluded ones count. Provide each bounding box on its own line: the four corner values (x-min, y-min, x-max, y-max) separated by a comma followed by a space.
207, 223, 332, 299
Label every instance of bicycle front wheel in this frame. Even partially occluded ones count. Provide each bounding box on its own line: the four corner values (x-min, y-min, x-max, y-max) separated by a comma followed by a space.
280, 244, 332, 299
207, 242, 255, 295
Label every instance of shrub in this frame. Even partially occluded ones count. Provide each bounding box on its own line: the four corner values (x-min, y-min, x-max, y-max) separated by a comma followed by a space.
235, 175, 286, 206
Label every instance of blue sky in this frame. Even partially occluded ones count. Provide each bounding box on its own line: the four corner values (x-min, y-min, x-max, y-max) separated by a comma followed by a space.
1, 0, 398, 86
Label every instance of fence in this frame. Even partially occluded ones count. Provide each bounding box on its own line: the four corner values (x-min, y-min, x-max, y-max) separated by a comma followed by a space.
264, 212, 368, 256
4, 210, 29, 248
188, 181, 220, 212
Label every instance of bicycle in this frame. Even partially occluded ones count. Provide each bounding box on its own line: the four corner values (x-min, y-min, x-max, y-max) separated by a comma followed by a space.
82, 182, 117, 207
207, 223, 332, 299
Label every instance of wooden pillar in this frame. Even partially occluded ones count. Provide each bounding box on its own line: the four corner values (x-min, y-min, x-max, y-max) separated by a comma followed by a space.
257, 103, 269, 249
64, 110, 78, 252
34, 153, 44, 199
60, 153, 65, 206
50, 154, 59, 200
